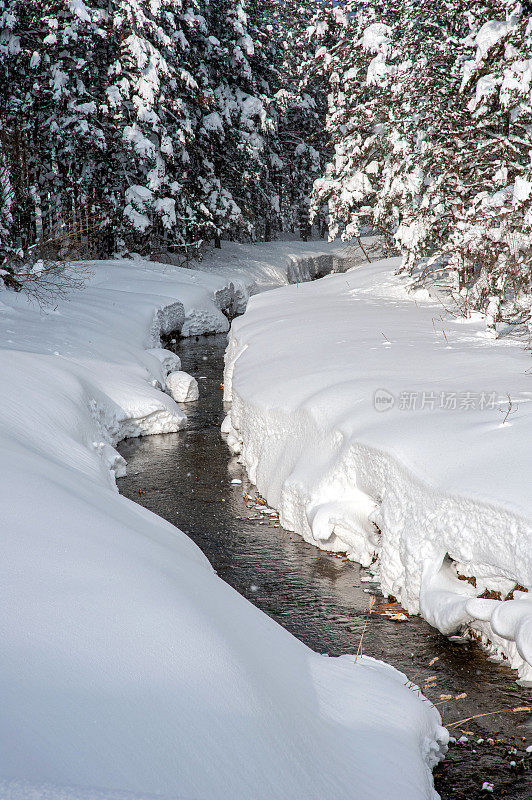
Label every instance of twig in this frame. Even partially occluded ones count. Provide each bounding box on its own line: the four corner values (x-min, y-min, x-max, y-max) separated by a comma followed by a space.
502, 394, 512, 424
354, 596, 375, 663
357, 236, 372, 263
446, 706, 530, 729
499, 393, 517, 425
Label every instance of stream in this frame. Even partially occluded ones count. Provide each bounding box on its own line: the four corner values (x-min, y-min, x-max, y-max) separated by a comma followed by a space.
117, 333, 531, 800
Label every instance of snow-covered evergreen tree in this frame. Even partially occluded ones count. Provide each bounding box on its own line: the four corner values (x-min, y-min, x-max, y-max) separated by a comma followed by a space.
199, 0, 276, 243
310, 0, 386, 242
441, 1, 532, 323
0, 0, 332, 278
274, 0, 328, 238
198, 0, 326, 242
313, 0, 532, 326
0, 124, 17, 288
107, 0, 207, 253
0, 0, 116, 257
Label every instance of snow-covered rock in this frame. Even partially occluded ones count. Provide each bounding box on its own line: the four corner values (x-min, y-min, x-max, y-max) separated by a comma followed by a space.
166, 370, 199, 402
146, 347, 181, 374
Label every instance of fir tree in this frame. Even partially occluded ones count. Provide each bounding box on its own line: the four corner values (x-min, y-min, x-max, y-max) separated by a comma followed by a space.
312, 0, 532, 325
0, 0, 331, 281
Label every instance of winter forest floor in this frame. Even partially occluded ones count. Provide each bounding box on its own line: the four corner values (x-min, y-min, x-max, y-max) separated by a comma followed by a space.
0, 238, 530, 799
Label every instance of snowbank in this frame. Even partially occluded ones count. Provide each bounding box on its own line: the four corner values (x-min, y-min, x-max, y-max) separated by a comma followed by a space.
166, 370, 199, 402
189, 237, 369, 315
224, 257, 532, 682
0, 242, 446, 799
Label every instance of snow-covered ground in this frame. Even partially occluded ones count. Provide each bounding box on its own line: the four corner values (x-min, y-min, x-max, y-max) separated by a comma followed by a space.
224, 257, 532, 682
0, 241, 447, 800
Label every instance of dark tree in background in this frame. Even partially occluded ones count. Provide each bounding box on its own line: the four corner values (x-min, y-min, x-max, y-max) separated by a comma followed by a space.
0, 0, 327, 271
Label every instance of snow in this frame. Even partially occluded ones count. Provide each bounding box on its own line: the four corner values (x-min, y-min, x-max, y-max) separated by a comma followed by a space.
153, 196, 176, 229
0, 241, 446, 799
513, 176, 532, 205
125, 184, 154, 207
192, 237, 362, 300
68, 0, 93, 24
362, 23, 391, 55
362, 22, 391, 86
475, 20, 514, 60
367, 52, 390, 86
166, 370, 199, 402
224, 257, 532, 681
123, 123, 156, 160
146, 346, 181, 373
202, 111, 224, 132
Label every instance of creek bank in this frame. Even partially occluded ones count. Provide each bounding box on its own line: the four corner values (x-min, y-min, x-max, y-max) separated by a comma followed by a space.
223, 257, 532, 682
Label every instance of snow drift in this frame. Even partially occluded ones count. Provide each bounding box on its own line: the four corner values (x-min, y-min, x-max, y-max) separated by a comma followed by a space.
0, 242, 446, 800
224, 257, 532, 682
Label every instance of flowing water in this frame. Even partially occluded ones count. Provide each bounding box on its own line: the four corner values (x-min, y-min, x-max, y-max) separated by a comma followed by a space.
117, 333, 531, 800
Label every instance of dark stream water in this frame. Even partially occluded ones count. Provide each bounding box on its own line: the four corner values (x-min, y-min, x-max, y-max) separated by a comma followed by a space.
118, 334, 531, 800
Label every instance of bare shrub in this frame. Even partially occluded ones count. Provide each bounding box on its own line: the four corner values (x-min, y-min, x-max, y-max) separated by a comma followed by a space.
7, 215, 101, 305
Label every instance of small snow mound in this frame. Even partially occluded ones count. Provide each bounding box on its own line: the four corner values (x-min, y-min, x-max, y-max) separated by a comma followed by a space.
146, 347, 181, 374
166, 371, 199, 403
151, 301, 185, 345
221, 413, 233, 434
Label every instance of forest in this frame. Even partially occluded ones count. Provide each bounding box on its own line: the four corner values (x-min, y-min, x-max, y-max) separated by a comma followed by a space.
0, 0, 531, 327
